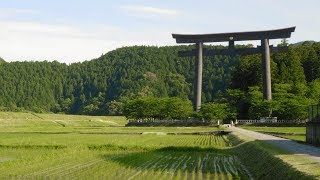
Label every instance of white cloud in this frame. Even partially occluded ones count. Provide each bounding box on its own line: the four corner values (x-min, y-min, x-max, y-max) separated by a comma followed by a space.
0, 21, 121, 63
0, 8, 38, 17
0, 21, 176, 64
120, 5, 181, 17
2, 21, 120, 40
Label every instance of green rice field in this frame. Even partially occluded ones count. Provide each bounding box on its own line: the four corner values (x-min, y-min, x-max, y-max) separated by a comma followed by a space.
0, 112, 315, 179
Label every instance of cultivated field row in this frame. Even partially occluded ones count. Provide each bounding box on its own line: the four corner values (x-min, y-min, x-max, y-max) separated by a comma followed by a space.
13, 152, 251, 180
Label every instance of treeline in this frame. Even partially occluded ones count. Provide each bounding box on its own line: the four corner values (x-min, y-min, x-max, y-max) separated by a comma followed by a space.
123, 97, 234, 121
0, 41, 319, 120
0, 45, 237, 115
228, 41, 320, 120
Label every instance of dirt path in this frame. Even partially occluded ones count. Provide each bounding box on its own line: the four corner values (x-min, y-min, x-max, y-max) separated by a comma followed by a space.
229, 126, 320, 163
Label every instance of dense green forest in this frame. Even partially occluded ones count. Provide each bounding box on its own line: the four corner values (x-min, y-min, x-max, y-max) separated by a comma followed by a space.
0, 41, 320, 120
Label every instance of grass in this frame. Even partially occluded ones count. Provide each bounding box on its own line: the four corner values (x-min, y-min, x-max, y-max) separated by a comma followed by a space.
233, 130, 320, 179
0, 111, 127, 129
0, 134, 244, 179
240, 125, 306, 142
240, 126, 306, 134
231, 140, 314, 179
282, 135, 306, 142
0, 111, 223, 135
0, 134, 234, 148
0, 111, 317, 179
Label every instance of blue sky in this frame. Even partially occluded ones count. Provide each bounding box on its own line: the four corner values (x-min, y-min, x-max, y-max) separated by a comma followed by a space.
0, 0, 319, 63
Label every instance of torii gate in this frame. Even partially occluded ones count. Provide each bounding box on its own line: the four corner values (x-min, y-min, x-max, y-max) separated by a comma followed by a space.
172, 27, 296, 111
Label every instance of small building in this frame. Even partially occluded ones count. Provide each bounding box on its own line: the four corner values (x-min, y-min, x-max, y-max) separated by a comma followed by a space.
306, 105, 320, 145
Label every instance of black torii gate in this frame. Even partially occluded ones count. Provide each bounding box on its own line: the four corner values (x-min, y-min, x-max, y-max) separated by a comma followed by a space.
172, 27, 296, 111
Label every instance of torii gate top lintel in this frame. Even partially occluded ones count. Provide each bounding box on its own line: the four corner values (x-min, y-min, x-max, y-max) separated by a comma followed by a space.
172, 27, 295, 43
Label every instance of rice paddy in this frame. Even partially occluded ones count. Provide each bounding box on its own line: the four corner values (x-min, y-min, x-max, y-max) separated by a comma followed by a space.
0, 112, 314, 179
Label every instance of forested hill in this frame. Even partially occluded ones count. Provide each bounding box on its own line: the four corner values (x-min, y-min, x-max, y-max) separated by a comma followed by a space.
0, 57, 5, 64
0, 45, 238, 114
0, 41, 320, 118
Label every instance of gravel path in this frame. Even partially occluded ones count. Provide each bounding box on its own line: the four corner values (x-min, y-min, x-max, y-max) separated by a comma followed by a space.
229, 126, 320, 163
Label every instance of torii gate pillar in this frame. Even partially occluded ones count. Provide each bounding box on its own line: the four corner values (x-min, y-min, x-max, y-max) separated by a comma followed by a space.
195, 42, 203, 111
261, 39, 272, 100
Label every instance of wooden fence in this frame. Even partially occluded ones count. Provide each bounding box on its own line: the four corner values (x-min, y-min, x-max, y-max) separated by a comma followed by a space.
236, 118, 306, 125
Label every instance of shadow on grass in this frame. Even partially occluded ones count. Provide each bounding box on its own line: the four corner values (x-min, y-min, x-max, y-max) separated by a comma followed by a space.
230, 140, 315, 180
101, 140, 316, 180
103, 145, 249, 179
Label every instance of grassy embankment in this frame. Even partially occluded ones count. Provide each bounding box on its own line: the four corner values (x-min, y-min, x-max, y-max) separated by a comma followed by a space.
0, 111, 317, 179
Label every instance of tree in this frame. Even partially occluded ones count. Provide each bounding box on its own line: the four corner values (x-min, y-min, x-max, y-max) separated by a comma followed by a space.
272, 97, 310, 121
107, 100, 124, 116
225, 89, 248, 119
162, 97, 193, 120
60, 98, 72, 113
279, 38, 289, 47
231, 54, 264, 91
200, 103, 235, 120
302, 49, 320, 82
307, 79, 320, 102
0, 57, 5, 64
248, 100, 274, 119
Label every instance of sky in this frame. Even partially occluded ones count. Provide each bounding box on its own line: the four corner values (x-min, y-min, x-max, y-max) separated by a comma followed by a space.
0, 0, 319, 64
